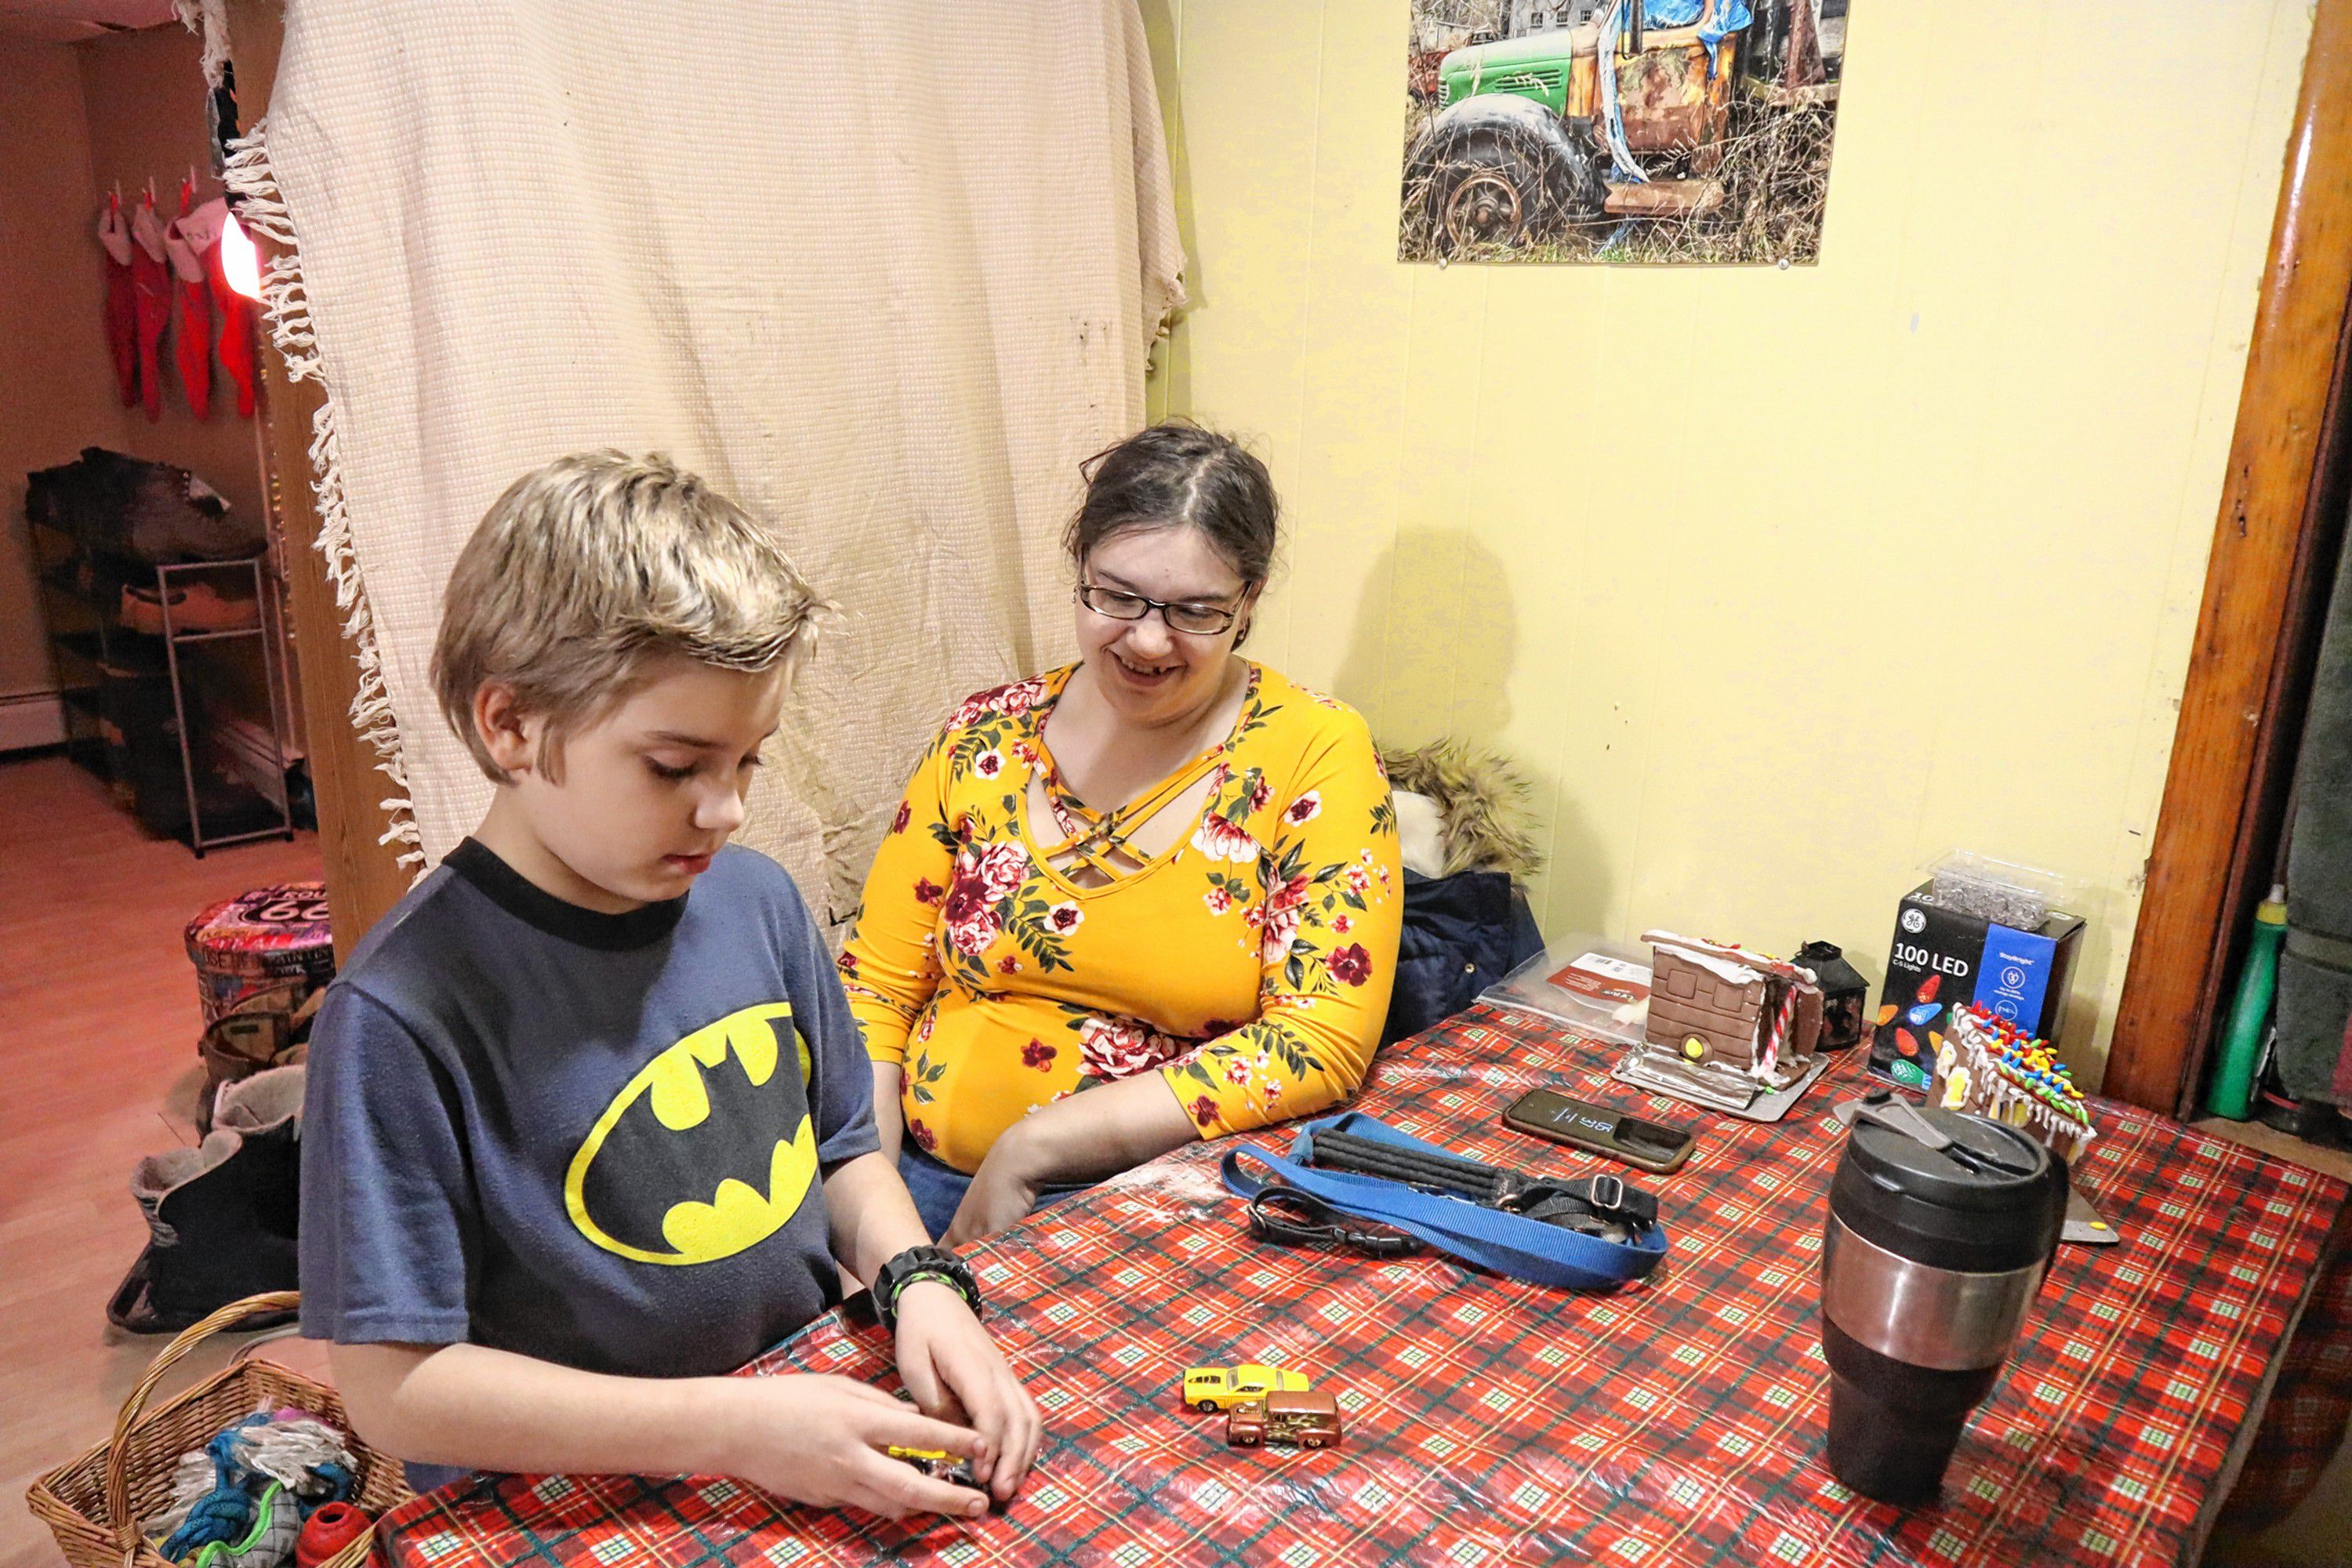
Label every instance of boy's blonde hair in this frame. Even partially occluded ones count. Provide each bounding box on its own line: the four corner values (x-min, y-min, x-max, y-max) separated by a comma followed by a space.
432, 450, 829, 783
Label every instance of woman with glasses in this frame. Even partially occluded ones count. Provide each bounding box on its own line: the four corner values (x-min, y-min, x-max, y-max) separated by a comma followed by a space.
839, 423, 1404, 1243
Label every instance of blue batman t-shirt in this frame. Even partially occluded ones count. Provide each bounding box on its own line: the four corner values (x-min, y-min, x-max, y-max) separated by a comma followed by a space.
299, 838, 878, 1479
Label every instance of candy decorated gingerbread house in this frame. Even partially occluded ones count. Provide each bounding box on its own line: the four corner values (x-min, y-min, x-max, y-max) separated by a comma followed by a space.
1931, 1003, 2097, 1163
1632, 931, 1824, 1109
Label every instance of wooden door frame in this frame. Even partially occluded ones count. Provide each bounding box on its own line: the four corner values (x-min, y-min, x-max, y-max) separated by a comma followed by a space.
223, 0, 414, 964
2103, 0, 2352, 1115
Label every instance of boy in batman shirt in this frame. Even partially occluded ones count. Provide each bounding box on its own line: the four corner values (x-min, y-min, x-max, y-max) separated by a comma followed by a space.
301, 452, 1036, 1517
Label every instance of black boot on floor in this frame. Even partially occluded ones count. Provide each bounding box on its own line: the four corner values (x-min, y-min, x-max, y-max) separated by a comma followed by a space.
108, 1065, 303, 1334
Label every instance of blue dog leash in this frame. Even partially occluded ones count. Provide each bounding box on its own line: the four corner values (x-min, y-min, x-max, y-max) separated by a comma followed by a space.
1220, 1111, 1669, 1291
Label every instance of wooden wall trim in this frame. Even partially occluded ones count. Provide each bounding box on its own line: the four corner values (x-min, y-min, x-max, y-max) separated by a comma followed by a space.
2104, 0, 2352, 1114
224, 0, 414, 964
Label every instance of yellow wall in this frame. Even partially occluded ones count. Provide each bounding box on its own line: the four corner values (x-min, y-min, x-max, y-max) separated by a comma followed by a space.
1142, 0, 2315, 1085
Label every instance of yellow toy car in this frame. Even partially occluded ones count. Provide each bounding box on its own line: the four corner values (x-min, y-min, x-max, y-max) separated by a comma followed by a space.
1181, 1363, 1308, 1414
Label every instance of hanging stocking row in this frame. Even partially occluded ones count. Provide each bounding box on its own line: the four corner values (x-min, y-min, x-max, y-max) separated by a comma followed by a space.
93, 179, 257, 421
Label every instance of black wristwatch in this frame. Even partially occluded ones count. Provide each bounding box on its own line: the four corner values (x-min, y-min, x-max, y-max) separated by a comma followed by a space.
873, 1244, 982, 1330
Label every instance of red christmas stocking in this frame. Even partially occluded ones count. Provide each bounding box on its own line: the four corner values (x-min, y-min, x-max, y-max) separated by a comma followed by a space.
184, 198, 258, 419
216, 272, 256, 418
129, 199, 172, 423
98, 198, 138, 408
165, 195, 215, 419
212, 266, 258, 418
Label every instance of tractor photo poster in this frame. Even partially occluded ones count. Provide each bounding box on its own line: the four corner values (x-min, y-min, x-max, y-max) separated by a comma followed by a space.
1401, 0, 1849, 264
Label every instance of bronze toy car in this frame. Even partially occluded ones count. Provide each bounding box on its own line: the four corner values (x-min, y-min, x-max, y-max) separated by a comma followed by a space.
1225, 1389, 1342, 1450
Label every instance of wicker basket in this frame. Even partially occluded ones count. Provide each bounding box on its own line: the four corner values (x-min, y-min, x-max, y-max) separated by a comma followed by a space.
28, 1292, 414, 1568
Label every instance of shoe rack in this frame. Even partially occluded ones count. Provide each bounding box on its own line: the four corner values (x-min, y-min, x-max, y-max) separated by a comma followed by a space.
30, 514, 296, 855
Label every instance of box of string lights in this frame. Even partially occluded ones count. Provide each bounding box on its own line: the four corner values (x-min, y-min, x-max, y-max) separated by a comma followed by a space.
1868, 852, 2086, 1091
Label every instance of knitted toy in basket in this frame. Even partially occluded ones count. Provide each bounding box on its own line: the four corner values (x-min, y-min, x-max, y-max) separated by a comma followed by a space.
151, 1410, 354, 1567
1931, 1002, 2097, 1163
186, 1484, 297, 1568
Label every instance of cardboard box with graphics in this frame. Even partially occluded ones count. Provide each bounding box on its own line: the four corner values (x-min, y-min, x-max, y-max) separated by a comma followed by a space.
1869, 883, 2085, 1090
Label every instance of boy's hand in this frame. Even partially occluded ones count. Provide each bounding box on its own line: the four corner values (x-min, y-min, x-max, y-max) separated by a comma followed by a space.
894, 1281, 1042, 1503
717, 1374, 993, 1521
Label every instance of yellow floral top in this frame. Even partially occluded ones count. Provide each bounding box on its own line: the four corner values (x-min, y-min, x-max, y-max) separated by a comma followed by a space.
839, 662, 1402, 1174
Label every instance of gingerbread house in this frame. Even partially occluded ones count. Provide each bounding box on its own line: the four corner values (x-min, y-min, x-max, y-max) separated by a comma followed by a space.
1630, 930, 1824, 1109
1933, 1003, 2096, 1164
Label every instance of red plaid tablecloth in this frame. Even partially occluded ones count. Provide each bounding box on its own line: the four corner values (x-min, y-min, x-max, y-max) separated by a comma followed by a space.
376, 1007, 2347, 1567
2214, 1199, 2352, 1531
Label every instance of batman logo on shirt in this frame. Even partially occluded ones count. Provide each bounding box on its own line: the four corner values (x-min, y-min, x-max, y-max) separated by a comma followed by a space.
564, 1002, 819, 1266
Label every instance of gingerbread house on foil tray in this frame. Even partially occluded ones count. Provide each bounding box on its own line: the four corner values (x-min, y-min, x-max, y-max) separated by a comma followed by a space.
1625, 930, 1824, 1110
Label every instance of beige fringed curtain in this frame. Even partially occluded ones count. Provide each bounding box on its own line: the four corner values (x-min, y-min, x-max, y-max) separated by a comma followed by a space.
221, 1, 1183, 921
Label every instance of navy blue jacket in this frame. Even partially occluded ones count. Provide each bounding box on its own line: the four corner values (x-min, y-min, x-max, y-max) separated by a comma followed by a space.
1383, 869, 1546, 1045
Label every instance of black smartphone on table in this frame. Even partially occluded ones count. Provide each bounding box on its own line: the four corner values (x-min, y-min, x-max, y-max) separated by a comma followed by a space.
1502, 1087, 1697, 1174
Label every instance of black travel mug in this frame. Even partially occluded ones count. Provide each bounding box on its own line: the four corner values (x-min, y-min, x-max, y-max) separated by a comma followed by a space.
1818, 1101, 2065, 1504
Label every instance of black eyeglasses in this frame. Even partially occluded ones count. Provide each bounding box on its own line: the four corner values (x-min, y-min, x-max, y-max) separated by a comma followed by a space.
1075, 583, 1240, 636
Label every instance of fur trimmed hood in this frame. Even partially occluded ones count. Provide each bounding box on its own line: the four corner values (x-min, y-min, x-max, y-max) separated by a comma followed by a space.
1381, 739, 1544, 880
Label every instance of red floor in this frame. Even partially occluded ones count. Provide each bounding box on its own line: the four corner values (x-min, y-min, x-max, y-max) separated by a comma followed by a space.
0, 753, 330, 1568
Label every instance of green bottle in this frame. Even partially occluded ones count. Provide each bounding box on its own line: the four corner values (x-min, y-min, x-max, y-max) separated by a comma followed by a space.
2207, 884, 2288, 1120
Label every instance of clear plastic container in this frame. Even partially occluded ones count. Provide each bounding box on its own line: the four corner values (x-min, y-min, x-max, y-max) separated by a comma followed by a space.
1479, 933, 1653, 1045
1919, 851, 2089, 931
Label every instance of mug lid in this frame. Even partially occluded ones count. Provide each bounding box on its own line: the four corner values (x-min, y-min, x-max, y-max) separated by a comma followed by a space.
1847, 1103, 2053, 1215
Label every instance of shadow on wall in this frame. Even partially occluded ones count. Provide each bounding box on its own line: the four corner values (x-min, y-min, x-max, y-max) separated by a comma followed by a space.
1329, 525, 1602, 940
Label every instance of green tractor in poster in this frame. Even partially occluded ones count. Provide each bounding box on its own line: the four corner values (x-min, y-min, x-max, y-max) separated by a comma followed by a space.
1407, 0, 1817, 252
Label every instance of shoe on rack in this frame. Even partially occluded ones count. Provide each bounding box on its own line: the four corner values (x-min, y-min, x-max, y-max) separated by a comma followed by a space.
120, 579, 260, 637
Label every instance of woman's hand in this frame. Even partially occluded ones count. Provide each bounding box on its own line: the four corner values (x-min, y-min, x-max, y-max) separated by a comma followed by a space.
945, 1079, 1199, 1247
714, 1374, 992, 1520
893, 1282, 1043, 1503
942, 1134, 1043, 1247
